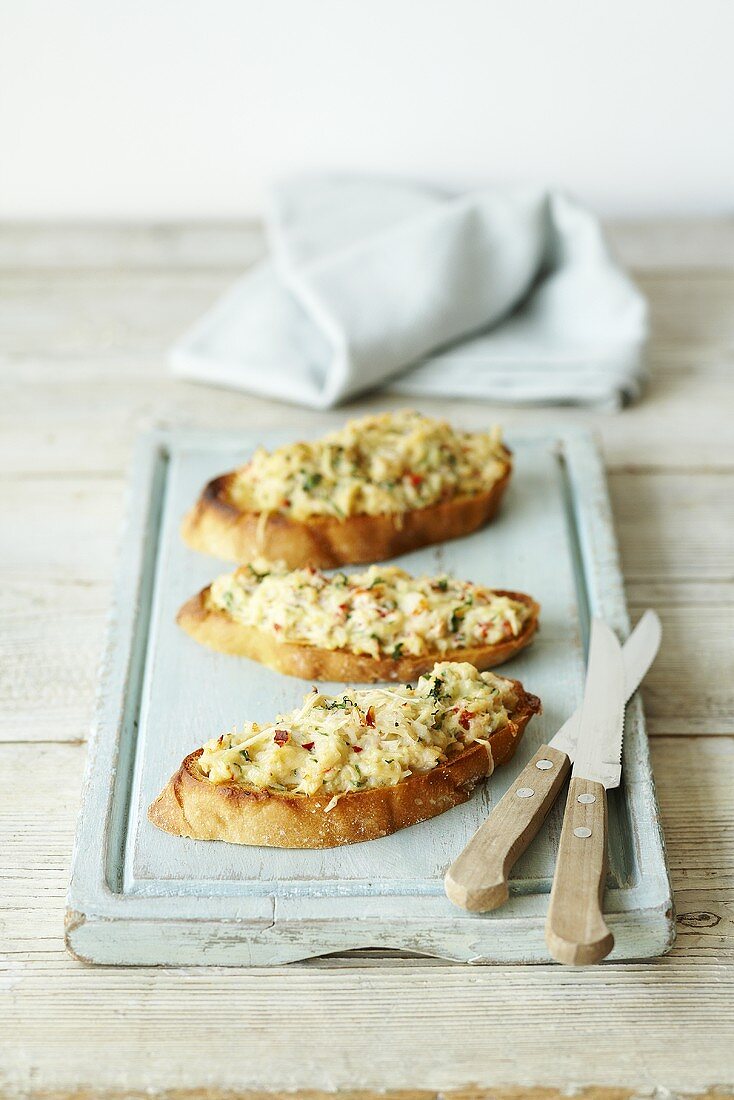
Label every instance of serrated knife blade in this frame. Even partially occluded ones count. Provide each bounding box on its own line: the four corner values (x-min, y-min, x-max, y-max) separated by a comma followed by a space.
549, 609, 661, 761
571, 618, 626, 789
445, 611, 660, 917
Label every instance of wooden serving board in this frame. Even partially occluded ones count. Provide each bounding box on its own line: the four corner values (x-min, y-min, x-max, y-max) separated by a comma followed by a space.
66, 427, 674, 965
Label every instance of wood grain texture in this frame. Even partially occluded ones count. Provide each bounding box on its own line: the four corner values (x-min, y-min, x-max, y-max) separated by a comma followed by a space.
2, 215, 733, 269
1, 221, 733, 1095
1, 1091, 731, 1100
3, 736, 734, 1091
546, 778, 613, 965
611, 471, 734, 583
445, 744, 571, 912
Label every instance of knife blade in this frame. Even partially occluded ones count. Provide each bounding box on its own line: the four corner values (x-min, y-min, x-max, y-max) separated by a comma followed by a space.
570, 618, 626, 787
545, 618, 626, 964
444, 610, 660, 914
549, 609, 661, 761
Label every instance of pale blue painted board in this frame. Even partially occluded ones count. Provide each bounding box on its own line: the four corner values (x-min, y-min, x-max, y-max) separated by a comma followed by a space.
66, 426, 674, 965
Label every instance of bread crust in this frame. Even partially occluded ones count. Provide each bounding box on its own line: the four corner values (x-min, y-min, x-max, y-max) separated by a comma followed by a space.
177, 587, 540, 682
181, 460, 512, 568
147, 681, 541, 849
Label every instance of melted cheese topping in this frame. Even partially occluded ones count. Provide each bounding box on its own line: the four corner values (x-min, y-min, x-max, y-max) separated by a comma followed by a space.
226, 410, 509, 521
197, 662, 519, 800
209, 562, 532, 658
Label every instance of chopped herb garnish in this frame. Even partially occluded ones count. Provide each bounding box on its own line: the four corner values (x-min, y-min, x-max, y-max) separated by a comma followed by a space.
302, 471, 323, 491
247, 564, 270, 581
325, 696, 353, 711
391, 642, 404, 660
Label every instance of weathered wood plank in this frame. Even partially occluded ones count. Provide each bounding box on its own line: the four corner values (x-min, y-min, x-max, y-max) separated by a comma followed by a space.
2, 953, 733, 1093
651, 736, 734, 892
1, 735, 732, 1092
1, 217, 733, 270
0, 477, 121, 742
1, 1092, 731, 1100
611, 471, 734, 583
1, 221, 733, 1093
638, 608, 734, 734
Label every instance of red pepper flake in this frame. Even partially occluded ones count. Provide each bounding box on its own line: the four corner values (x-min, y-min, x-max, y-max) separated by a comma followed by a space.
273, 729, 290, 746
273, 623, 282, 632
365, 706, 376, 727
338, 602, 350, 614
408, 472, 423, 487
458, 710, 473, 731
353, 745, 363, 753
302, 741, 315, 751
281, 498, 291, 508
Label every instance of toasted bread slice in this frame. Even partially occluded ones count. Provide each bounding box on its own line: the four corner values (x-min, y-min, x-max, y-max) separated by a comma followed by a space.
148, 663, 541, 849
177, 562, 540, 682
181, 411, 512, 567
182, 470, 511, 569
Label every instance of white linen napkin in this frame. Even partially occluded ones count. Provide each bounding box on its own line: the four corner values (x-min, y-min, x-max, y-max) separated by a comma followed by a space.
170, 177, 648, 410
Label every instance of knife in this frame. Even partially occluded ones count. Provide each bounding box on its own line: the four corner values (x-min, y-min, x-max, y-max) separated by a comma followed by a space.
444, 610, 661, 913
544, 618, 627, 964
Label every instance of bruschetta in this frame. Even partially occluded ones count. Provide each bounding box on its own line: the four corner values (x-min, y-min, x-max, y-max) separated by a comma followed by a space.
182, 410, 512, 568
178, 562, 540, 682
148, 662, 541, 848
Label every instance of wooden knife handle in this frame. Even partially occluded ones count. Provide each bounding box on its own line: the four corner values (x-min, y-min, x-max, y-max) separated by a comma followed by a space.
444, 744, 571, 912
545, 776, 614, 965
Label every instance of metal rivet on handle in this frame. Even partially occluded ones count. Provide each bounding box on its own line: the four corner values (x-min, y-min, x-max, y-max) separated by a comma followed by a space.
574, 826, 592, 838
536, 759, 553, 770
577, 793, 596, 805
516, 787, 535, 799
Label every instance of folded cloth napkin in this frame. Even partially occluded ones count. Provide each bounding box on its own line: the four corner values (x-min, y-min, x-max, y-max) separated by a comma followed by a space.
170, 177, 648, 409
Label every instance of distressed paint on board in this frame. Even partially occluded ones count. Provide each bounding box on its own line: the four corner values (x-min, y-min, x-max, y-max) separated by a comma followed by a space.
66, 428, 673, 965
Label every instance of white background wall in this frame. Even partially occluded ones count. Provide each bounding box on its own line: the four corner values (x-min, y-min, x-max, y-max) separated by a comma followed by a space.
1, 0, 732, 220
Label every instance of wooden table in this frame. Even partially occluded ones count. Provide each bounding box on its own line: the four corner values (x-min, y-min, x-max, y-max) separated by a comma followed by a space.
1, 221, 732, 1100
